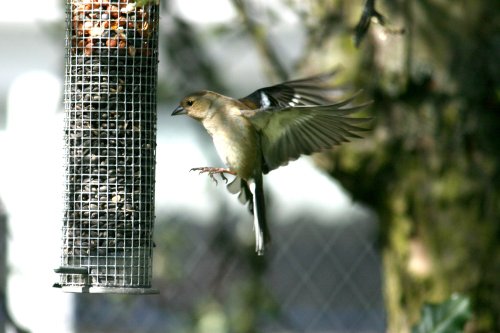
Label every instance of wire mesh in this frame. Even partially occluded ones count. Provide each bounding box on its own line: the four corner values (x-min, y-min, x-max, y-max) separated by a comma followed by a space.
57, 0, 159, 293
70, 211, 386, 332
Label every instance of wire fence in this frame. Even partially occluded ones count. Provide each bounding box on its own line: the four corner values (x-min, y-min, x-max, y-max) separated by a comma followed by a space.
73, 206, 386, 333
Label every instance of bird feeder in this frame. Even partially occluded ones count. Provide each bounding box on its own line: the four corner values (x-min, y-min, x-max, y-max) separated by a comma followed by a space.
55, 0, 159, 293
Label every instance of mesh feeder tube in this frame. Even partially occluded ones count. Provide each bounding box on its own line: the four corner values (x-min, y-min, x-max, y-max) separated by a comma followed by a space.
55, 0, 159, 294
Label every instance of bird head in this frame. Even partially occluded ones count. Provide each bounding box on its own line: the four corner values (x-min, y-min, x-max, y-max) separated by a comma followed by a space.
172, 91, 213, 120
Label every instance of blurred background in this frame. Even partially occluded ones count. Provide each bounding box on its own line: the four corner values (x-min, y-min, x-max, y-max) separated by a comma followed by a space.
0, 0, 499, 332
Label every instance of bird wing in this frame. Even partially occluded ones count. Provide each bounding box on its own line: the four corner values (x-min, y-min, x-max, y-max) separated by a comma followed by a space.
247, 96, 372, 173
238, 69, 347, 110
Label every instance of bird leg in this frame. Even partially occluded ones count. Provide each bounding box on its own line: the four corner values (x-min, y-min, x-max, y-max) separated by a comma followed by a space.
190, 167, 236, 185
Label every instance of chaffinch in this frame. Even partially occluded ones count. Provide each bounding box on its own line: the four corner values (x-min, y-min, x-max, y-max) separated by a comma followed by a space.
172, 70, 371, 255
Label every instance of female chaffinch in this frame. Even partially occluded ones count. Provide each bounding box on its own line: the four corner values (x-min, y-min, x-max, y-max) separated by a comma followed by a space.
172, 70, 371, 255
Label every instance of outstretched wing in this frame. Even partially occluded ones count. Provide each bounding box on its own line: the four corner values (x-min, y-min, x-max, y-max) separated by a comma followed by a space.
239, 69, 348, 110
247, 96, 372, 173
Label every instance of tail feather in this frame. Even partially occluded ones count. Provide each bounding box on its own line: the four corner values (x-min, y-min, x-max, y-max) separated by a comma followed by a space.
227, 174, 271, 255
251, 171, 270, 255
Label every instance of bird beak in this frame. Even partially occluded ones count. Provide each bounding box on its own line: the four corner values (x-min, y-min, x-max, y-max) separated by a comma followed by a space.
172, 105, 187, 116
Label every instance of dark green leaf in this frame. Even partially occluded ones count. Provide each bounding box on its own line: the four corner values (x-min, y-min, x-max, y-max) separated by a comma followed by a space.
412, 294, 471, 333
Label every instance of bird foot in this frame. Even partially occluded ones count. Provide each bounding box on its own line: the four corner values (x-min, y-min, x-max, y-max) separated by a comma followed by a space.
190, 167, 235, 185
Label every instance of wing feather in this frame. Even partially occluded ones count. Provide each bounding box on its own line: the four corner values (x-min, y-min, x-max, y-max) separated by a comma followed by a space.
249, 101, 372, 173
239, 69, 348, 109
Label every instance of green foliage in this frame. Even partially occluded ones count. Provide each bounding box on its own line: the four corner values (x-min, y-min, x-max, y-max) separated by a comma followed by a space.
412, 294, 471, 333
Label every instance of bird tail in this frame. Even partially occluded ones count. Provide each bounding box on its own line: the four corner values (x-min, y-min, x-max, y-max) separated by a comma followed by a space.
251, 171, 270, 255
227, 175, 271, 255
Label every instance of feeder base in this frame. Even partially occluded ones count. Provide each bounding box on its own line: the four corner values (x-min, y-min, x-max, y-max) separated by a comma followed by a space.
57, 285, 159, 294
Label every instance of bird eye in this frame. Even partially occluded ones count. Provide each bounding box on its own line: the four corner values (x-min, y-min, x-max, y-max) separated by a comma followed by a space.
186, 100, 194, 106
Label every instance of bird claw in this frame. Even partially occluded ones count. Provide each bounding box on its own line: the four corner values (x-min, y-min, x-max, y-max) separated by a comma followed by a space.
190, 167, 234, 185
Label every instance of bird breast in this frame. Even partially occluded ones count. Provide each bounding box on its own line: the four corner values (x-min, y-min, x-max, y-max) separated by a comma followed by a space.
202, 113, 258, 180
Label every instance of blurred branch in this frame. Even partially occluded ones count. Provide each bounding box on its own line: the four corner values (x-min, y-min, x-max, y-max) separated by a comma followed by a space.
230, 0, 289, 81
354, 0, 385, 47
161, 8, 226, 99
354, 0, 403, 47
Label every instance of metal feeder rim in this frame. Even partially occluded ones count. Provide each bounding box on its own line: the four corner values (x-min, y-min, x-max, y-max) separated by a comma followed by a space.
54, 266, 90, 275
59, 286, 159, 294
